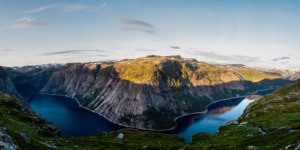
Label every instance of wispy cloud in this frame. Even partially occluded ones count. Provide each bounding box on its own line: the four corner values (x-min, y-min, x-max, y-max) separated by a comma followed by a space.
232, 55, 260, 62
11, 16, 50, 29
116, 19, 153, 28
24, 3, 109, 14
97, 54, 108, 57
272, 56, 290, 61
116, 18, 155, 34
187, 50, 261, 63
43, 50, 107, 55
135, 48, 156, 52
62, 4, 89, 12
170, 46, 180, 49
121, 27, 155, 34
25, 5, 57, 14
0, 49, 15, 52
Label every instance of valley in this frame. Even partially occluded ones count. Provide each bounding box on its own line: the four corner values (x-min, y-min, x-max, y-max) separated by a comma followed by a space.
0, 78, 299, 149
1, 56, 292, 130
1, 55, 299, 149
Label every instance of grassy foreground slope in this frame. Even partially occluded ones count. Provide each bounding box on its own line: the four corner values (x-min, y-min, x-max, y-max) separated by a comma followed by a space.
0, 92, 60, 149
1, 79, 300, 149
191, 79, 300, 149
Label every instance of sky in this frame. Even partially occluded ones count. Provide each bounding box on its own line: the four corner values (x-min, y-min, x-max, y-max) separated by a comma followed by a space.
0, 0, 300, 71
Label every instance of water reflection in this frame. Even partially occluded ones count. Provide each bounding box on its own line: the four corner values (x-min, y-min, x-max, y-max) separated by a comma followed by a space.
168, 89, 276, 142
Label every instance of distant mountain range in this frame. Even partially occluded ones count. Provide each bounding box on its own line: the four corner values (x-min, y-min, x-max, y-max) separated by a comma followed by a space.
0, 55, 297, 130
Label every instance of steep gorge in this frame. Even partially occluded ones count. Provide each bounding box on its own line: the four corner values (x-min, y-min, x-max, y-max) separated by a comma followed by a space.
37, 56, 289, 130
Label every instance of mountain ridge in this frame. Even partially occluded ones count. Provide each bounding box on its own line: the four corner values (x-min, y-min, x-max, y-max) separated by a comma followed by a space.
0, 55, 293, 130
36, 56, 290, 129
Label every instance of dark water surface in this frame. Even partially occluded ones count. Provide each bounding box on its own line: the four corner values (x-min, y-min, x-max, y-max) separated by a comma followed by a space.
27, 89, 276, 141
27, 94, 123, 136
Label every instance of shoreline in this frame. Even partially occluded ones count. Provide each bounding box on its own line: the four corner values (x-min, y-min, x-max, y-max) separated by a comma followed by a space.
27, 87, 277, 133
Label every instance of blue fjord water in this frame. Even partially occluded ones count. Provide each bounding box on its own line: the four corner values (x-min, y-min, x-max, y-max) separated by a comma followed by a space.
27, 94, 123, 136
27, 89, 275, 141
167, 88, 277, 142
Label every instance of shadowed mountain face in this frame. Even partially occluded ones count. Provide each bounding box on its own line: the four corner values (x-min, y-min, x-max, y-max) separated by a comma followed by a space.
5, 65, 60, 99
0, 67, 21, 98
1, 56, 291, 130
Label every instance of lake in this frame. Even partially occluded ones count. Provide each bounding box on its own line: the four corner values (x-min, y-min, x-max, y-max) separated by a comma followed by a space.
27, 94, 123, 136
168, 88, 277, 142
27, 89, 276, 141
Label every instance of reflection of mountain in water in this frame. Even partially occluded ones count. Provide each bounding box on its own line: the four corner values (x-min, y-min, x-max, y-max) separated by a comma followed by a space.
166, 89, 277, 142
167, 97, 245, 134
208, 106, 237, 114
207, 98, 244, 114
245, 94, 263, 100
206, 116, 227, 122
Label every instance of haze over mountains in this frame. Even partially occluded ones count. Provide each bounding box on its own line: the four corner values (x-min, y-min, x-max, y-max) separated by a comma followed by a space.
0, 55, 296, 130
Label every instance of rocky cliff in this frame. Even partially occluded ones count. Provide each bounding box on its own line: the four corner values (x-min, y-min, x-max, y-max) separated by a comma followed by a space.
38, 56, 289, 130
5, 64, 60, 99
0, 67, 22, 99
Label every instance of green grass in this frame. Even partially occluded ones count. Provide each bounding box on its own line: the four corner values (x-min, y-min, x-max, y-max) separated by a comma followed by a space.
0, 93, 60, 149
61, 129, 186, 150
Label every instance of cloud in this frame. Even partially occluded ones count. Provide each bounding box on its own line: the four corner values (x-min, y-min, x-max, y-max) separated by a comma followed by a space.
43, 50, 107, 55
170, 46, 180, 49
116, 18, 155, 34
25, 5, 57, 14
272, 56, 290, 61
24, 2, 109, 14
232, 55, 261, 62
135, 48, 156, 52
62, 4, 89, 12
12, 16, 49, 29
187, 50, 261, 63
0, 49, 13, 52
121, 27, 155, 34
12, 21, 49, 29
116, 19, 153, 28
62, 2, 109, 13
97, 54, 108, 57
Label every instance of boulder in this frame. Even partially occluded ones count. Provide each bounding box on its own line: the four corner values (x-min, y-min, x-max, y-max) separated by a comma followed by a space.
246, 145, 257, 150
240, 122, 248, 125
19, 132, 30, 144
0, 126, 17, 150
227, 120, 238, 125
117, 133, 124, 139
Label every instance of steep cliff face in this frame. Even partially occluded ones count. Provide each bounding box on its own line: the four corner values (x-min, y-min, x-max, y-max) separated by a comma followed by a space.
0, 67, 22, 99
40, 56, 289, 130
5, 65, 61, 99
